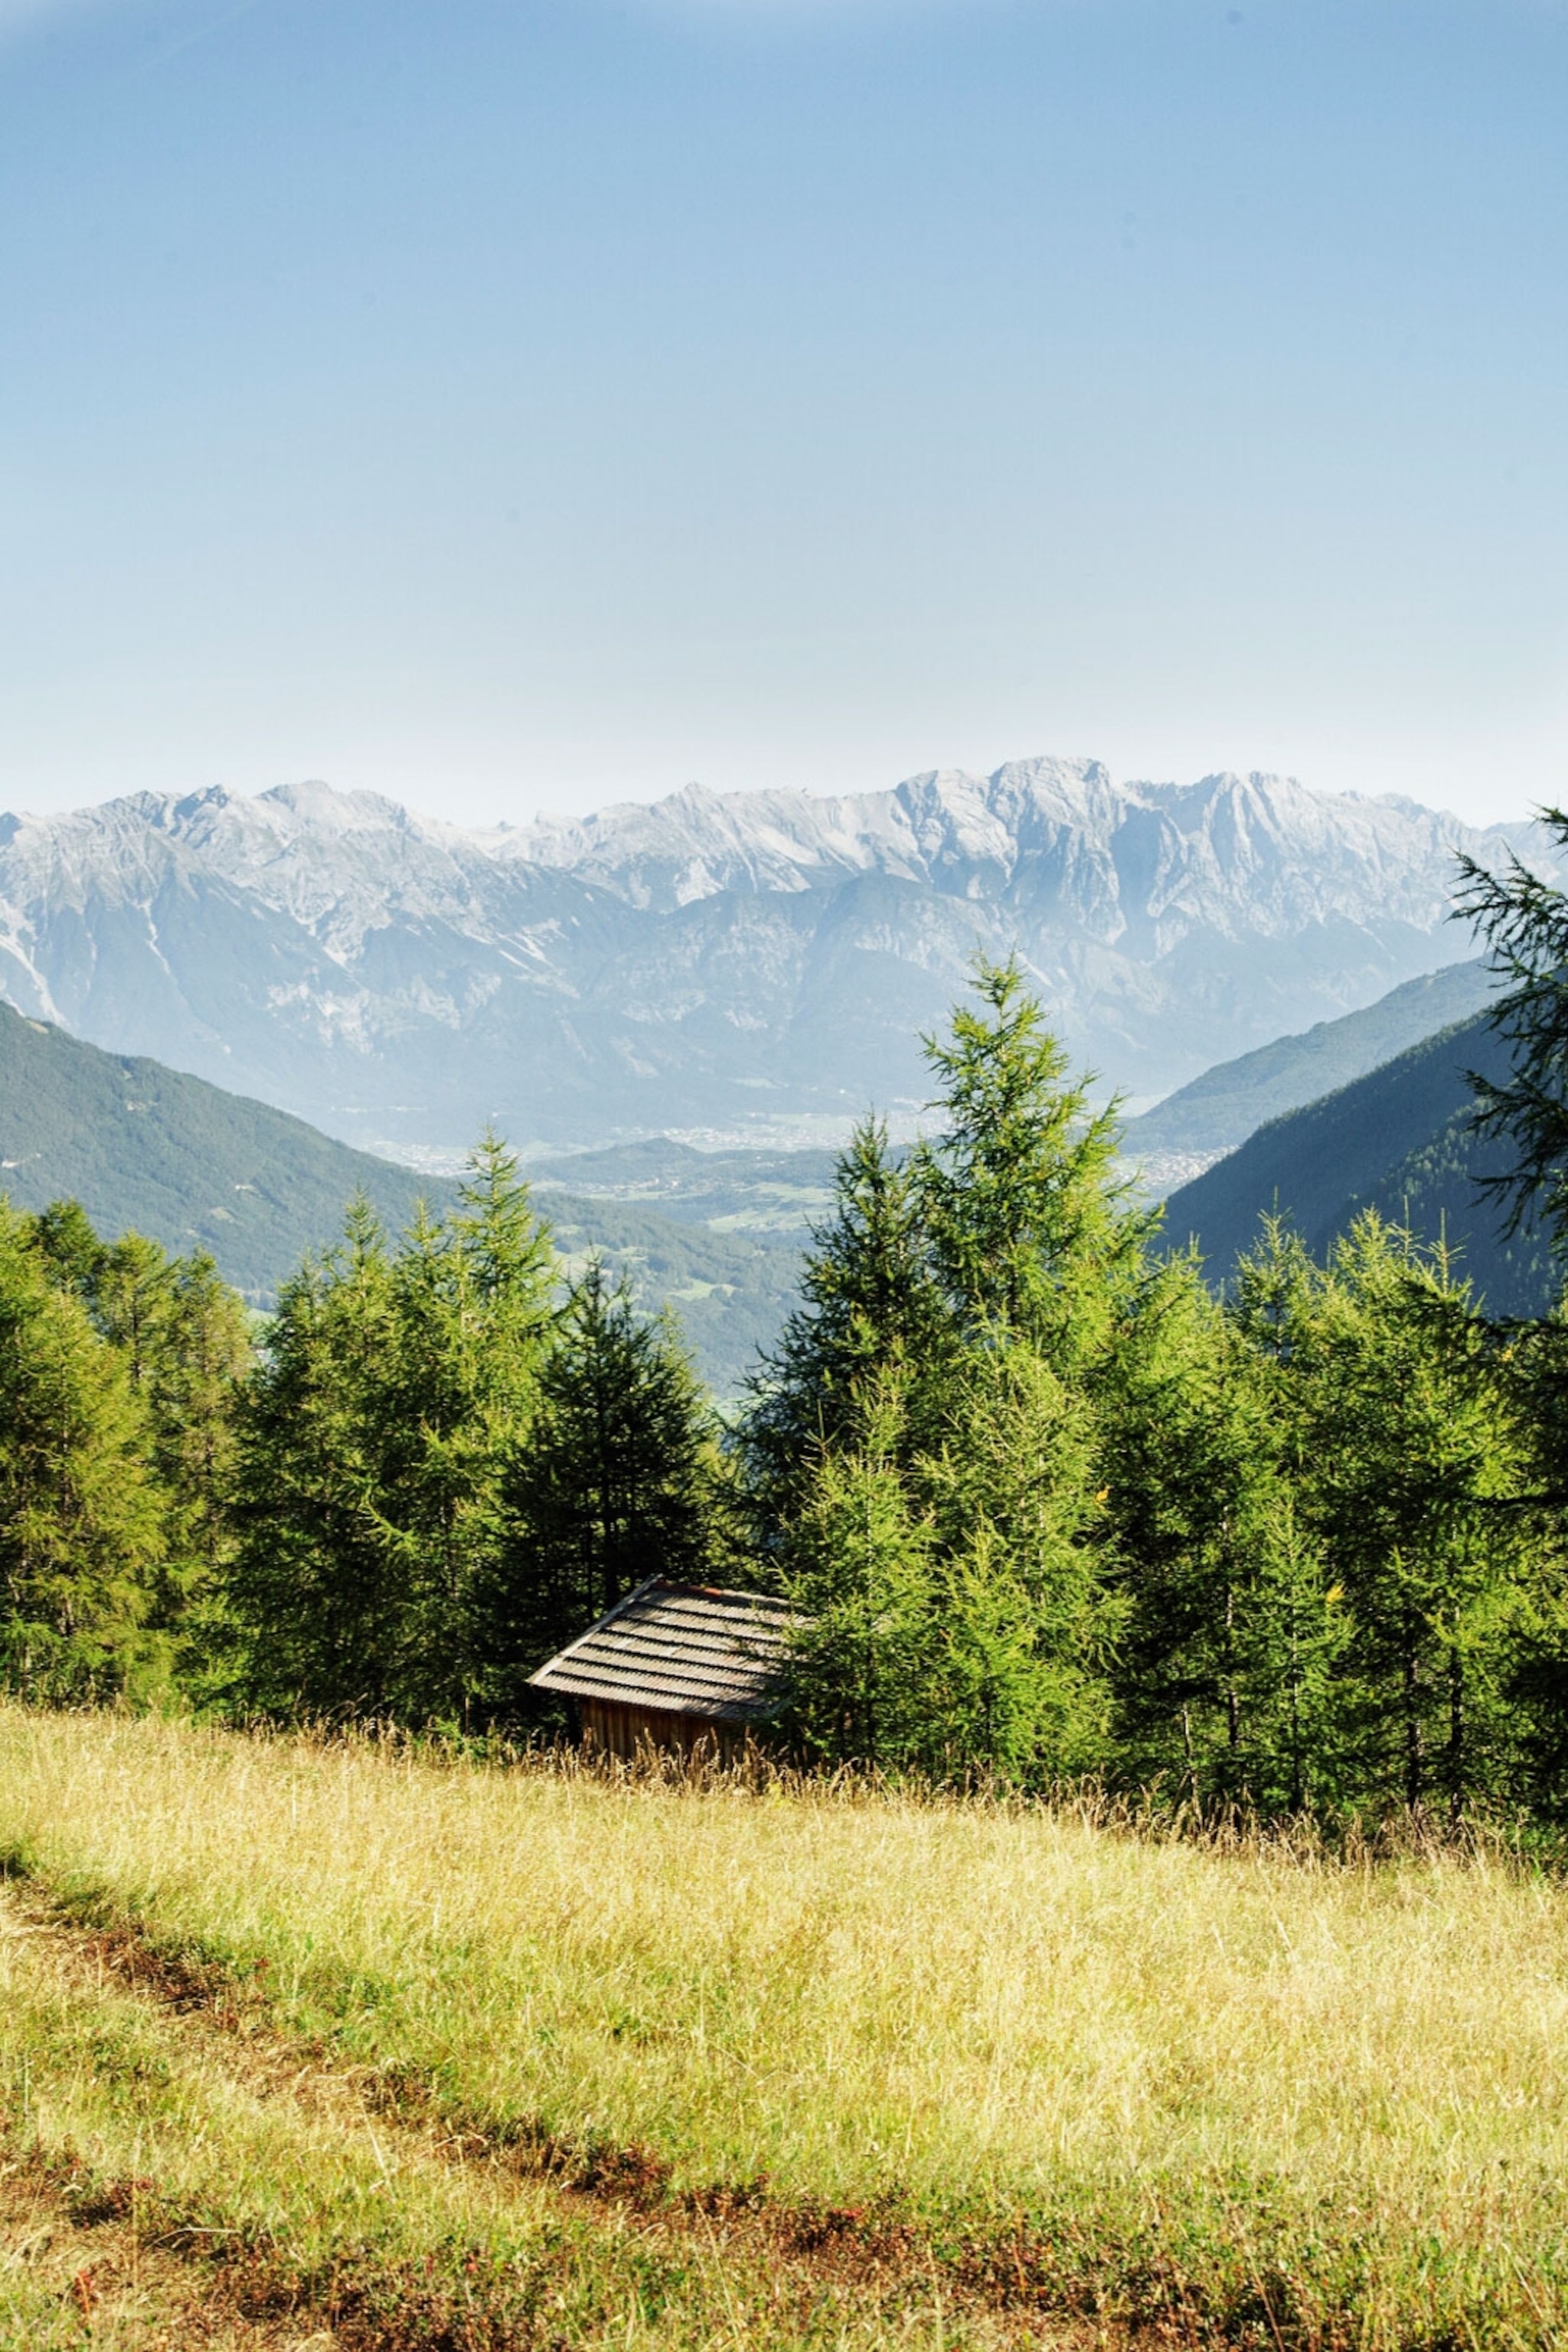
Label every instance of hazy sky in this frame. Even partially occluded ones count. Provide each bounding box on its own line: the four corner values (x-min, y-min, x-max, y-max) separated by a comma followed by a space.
2, 0, 1565, 828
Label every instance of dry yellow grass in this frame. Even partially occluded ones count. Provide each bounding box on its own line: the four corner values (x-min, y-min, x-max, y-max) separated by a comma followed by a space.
2, 1703, 1567, 2344
1, 1882, 1044, 2352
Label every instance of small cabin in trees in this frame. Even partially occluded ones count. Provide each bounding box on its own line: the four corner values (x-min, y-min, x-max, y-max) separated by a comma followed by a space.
528, 1579, 797, 1764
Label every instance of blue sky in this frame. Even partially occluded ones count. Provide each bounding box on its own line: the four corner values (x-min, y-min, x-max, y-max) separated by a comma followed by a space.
2, 0, 1564, 827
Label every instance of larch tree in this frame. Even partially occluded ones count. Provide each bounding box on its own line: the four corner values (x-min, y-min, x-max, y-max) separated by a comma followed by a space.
0, 1204, 163, 1701
1232, 1211, 1532, 1816
1103, 1244, 1345, 1813
227, 1198, 406, 1718
485, 1258, 733, 1722
228, 1140, 558, 1726
743, 1116, 947, 1539
757, 958, 1144, 1782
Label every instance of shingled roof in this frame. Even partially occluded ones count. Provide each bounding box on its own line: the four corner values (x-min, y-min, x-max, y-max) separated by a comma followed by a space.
528, 1579, 797, 1725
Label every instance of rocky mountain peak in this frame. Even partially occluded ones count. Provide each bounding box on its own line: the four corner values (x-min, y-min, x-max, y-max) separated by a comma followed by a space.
0, 754, 1542, 1152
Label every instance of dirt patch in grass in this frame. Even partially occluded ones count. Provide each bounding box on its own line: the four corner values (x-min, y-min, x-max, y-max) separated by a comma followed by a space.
0, 2145, 336, 2350
3, 1889, 1103, 2350
36, 1900, 1114, 2323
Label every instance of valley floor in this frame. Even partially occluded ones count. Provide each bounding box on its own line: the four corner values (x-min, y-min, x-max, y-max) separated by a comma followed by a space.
2, 1709, 1565, 2349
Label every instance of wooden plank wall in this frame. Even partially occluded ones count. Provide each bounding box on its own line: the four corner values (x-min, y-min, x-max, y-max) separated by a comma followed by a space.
580, 1697, 749, 1768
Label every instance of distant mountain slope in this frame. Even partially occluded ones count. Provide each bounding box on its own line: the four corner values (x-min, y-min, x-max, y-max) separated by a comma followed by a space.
0, 1000, 441, 1296
541, 1195, 801, 1403
1161, 1012, 1558, 1315
0, 762, 1544, 1153
0, 1004, 802, 1390
1125, 958, 1497, 1187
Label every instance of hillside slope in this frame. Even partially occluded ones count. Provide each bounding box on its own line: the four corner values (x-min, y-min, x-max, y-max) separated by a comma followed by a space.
1161, 1011, 1559, 1315
0, 999, 441, 1296
1125, 956, 1496, 1184
0, 763, 1544, 1152
0, 1004, 801, 1389
6, 1707, 1568, 2348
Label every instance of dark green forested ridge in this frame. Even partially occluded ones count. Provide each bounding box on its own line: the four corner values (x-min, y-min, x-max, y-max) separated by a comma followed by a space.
1125, 957, 1494, 1165
0, 999, 440, 1297
1163, 1011, 1557, 1316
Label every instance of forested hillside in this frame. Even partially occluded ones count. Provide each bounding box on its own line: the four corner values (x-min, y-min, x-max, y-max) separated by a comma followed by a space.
0, 1002, 800, 1390
1125, 956, 1494, 1175
0, 998, 438, 1297
1162, 1011, 1558, 1314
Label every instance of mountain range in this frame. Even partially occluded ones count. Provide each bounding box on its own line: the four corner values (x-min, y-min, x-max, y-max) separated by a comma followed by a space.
3, 939, 1555, 1387
0, 757, 1540, 1157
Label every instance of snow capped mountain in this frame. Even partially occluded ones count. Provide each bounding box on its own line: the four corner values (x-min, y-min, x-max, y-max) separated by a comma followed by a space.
514, 759, 1493, 936
0, 757, 1539, 1155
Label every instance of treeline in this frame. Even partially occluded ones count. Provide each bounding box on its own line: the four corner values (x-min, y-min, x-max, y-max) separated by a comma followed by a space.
0, 1150, 734, 1723
753, 962, 1567, 1818
8, 868, 1568, 1821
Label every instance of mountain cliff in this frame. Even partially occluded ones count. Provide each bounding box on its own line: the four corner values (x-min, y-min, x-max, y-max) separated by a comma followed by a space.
0, 758, 1538, 1154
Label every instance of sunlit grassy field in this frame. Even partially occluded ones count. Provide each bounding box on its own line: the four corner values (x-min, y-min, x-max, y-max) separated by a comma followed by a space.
2, 1704, 1566, 2347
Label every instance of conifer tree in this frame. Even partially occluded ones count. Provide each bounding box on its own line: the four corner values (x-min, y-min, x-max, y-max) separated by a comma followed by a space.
776, 1363, 941, 1767
1232, 1212, 1531, 1815
914, 956, 1150, 1371
755, 959, 1142, 1781
917, 1331, 1112, 1776
1455, 808, 1568, 1251
4, 1201, 251, 1698
1103, 1248, 1345, 1811
485, 1259, 732, 1719
374, 1138, 556, 1723
27, 1199, 109, 1298
745, 1117, 947, 1532
0, 1204, 162, 1700
227, 1141, 557, 1726
90, 1234, 253, 1655
1494, 1314, 1568, 1816
227, 1199, 405, 1717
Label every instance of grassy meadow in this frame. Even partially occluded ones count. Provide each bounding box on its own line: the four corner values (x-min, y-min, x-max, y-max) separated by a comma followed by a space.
2, 1707, 1567, 2347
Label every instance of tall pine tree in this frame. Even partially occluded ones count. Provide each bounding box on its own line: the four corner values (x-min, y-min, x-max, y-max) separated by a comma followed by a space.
228, 1139, 557, 1726
1231, 1212, 1532, 1815
484, 1259, 733, 1722
227, 1199, 405, 1717
754, 959, 1142, 1782
0, 1204, 164, 1701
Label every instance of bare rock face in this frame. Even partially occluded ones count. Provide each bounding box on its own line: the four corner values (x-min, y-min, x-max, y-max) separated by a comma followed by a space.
0, 757, 1540, 1155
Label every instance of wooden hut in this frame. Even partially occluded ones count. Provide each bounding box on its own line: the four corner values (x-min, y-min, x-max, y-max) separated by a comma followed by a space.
528, 1578, 797, 1764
